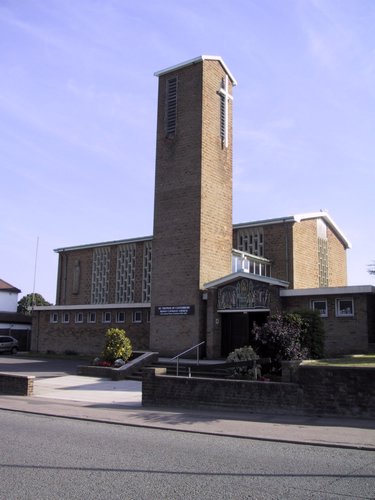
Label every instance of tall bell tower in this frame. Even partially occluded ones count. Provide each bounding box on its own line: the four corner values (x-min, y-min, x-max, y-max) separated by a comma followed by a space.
150, 56, 236, 355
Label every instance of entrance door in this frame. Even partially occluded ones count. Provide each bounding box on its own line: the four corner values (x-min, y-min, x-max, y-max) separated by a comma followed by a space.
221, 311, 269, 357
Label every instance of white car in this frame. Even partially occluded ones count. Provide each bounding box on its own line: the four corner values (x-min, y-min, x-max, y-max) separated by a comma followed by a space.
0, 336, 19, 354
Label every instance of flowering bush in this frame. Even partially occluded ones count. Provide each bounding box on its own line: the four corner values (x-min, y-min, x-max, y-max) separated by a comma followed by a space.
101, 328, 132, 363
227, 345, 259, 379
252, 314, 308, 373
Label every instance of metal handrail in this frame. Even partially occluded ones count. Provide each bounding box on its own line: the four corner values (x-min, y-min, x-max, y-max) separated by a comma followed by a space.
171, 341, 206, 376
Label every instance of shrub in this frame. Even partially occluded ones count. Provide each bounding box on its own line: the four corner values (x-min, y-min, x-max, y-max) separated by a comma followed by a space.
252, 314, 308, 372
297, 310, 325, 359
226, 345, 259, 379
101, 328, 132, 363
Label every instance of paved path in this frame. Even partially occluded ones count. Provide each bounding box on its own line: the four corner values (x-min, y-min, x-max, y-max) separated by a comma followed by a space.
1, 374, 375, 451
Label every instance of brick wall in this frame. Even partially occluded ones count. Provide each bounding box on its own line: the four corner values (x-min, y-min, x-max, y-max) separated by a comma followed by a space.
298, 365, 375, 418
32, 308, 150, 355
150, 58, 233, 355
292, 219, 319, 288
142, 366, 375, 418
327, 226, 347, 286
282, 293, 370, 356
0, 373, 34, 395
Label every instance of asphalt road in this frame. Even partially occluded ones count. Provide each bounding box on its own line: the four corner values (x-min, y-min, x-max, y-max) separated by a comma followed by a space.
0, 354, 84, 378
1, 410, 375, 500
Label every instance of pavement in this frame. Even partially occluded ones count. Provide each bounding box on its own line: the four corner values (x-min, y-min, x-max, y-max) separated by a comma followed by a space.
1, 356, 375, 450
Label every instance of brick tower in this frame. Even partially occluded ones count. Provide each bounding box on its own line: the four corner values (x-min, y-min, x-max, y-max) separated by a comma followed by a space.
150, 56, 236, 355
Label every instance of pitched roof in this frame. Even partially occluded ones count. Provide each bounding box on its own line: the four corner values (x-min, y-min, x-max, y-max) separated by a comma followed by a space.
234, 211, 351, 249
0, 279, 21, 293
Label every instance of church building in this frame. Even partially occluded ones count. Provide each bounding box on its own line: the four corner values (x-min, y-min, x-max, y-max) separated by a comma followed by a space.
32, 56, 375, 358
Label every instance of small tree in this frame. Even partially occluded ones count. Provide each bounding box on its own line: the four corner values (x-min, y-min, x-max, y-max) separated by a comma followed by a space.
101, 328, 132, 363
17, 293, 51, 314
368, 262, 375, 275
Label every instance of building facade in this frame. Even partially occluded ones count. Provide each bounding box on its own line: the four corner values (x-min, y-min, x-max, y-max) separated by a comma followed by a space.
32, 56, 374, 358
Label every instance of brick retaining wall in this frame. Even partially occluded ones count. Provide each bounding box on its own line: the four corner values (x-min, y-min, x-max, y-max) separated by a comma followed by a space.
0, 373, 34, 396
142, 366, 375, 418
298, 365, 375, 418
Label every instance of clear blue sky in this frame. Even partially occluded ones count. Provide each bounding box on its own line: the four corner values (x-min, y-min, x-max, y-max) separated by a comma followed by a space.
1, 0, 374, 303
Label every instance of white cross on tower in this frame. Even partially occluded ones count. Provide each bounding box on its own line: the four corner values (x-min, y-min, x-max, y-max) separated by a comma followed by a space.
218, 74, 233, 148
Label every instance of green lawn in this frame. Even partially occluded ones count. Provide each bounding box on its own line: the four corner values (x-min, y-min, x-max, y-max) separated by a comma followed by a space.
303, 354, 375, 367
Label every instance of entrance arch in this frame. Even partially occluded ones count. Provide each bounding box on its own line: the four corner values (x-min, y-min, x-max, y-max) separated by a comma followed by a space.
221, 310, 268, 356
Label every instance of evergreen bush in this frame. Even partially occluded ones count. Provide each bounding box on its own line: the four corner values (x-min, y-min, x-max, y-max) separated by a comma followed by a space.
226, 345, 259, 379
101, 328, 132, 363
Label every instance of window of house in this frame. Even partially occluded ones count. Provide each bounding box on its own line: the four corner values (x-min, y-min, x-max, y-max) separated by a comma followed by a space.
50, 312, 58, 323
132, 311, 142, 323
62, 312, 70, 324
116, 311, 125, 323
311, 300, 328, 317
336, 298, 354, 317
102, 311, 111, 323
102, 311, 112, 323
87, 312, 96, 323
75, 312, 84, 323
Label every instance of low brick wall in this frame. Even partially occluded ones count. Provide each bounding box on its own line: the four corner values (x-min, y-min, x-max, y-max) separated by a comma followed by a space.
142, 366, 375, 418
142, 368, 304, 414
298, 365, 375, 418
0, 373, 34, 396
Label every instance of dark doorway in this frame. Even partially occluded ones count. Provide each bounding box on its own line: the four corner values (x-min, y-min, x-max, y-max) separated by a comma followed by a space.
221, 311, 268, 357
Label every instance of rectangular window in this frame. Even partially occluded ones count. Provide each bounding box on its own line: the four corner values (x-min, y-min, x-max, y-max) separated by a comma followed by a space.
116, 311, 125, 323
132, 311, 142, 323
336, 298, 354, 317
165, 77, 177, 136
311, 300, 328, 318
147, 310, 151, 323
62, 312, 70, 324
87, 312, 96, 323
50, 312, 58, 323
102, 311, 111, 323
75, 312, 84, 323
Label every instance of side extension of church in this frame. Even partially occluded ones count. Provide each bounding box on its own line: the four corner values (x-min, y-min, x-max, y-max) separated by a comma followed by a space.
32, 56, 375, 357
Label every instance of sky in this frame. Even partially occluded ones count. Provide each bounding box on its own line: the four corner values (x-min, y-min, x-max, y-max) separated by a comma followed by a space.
1, 0, 374, 304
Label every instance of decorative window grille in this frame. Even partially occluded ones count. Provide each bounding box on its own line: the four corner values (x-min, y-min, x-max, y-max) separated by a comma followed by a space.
142, 241, 152, 303
237, 228, 264, 257
91, 247, 110, 304
317, 219, 328, 287
165, 77, 177, 136
220, 90, 226, 142
116, 244, 136, 303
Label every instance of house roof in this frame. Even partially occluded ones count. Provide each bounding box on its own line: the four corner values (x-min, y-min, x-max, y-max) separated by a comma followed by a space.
154, 55, 237, 86
234, 211, 351, 249
0, 279, 21, 294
